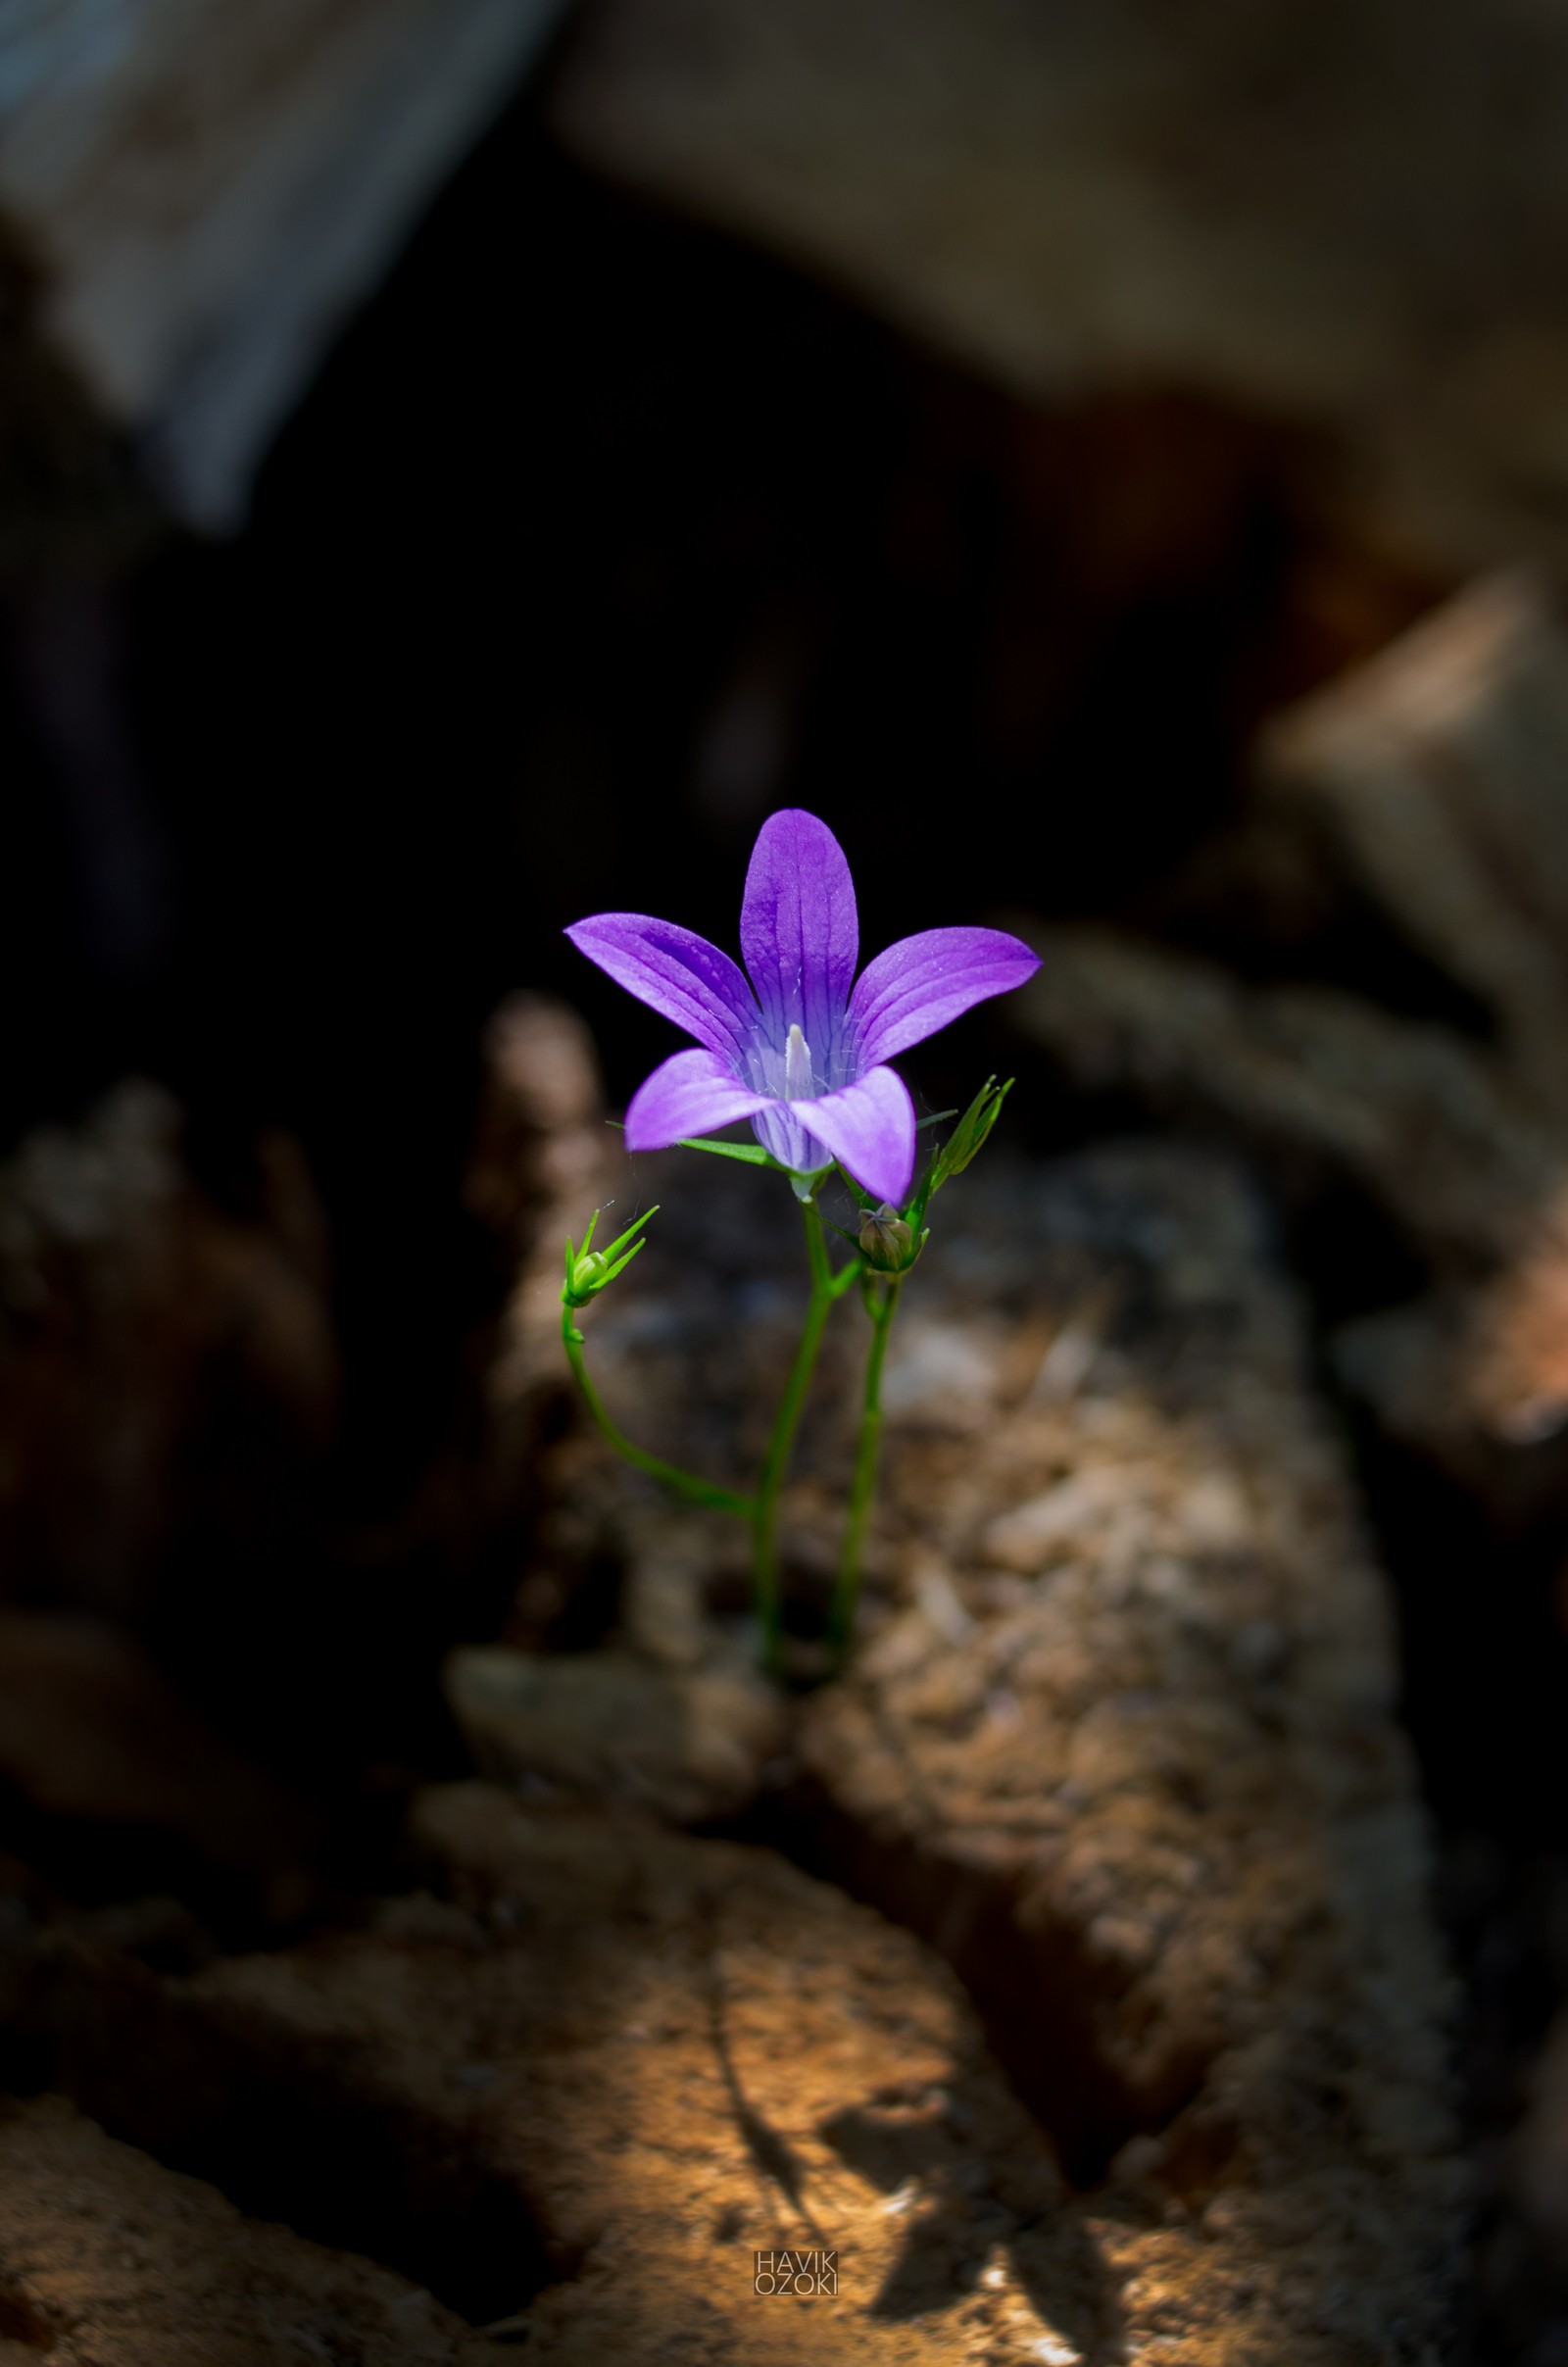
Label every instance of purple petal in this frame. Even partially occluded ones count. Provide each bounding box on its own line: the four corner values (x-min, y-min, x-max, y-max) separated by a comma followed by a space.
750, 1101, 825, 1175
624, 1049, 771, 1150
796, 1064, 916, 1205
850, 927, 1042, 1065
565, 913, 760, 1062
740, 810, 858, 1060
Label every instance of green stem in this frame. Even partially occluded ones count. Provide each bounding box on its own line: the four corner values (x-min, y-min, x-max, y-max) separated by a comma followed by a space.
752, 1193, 845, 1679
828, 1275, 903, 1666
562, 1305, 753, 1516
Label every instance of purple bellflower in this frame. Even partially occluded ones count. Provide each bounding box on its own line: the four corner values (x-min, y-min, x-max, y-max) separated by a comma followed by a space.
565, 810, 1041, 1206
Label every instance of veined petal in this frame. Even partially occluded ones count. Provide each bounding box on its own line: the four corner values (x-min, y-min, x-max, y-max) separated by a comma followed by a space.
750, 1101, 826, 1175
740, 810, 858, 1058
565, 914, 760, 1062
796, 1064, 916, 1206
850, 926, 1041, 1065
624, 1048, 772, 1150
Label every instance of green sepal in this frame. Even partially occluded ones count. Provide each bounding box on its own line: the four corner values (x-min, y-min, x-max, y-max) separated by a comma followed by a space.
928, 1077, 1013, 1198
674, 1135, 778, 1166
563, 1205, 660, 1308
905, 1142, 944, 1233
606, 1115, 787, 1172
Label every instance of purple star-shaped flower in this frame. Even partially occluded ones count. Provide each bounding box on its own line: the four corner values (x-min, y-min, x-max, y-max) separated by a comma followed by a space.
566, 811, 1040, 1206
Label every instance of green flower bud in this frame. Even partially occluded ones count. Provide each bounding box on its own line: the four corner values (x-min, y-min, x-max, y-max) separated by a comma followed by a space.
858, 1202, 915, 1270
929, 1076, 1013, 1196
562, 1206, 659, 1308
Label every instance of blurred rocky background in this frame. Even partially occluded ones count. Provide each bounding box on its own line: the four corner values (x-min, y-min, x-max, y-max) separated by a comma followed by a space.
5, 1, 1568, 2359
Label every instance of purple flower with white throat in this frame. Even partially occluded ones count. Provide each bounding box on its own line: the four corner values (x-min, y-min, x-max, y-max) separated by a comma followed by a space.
565, 810, 1040, 1206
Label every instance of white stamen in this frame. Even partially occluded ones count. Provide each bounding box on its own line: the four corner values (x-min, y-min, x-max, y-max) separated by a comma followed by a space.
783, 1023, 813, 1100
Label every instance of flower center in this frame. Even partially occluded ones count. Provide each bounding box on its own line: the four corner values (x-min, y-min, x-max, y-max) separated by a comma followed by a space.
783, 1023, 814, 1101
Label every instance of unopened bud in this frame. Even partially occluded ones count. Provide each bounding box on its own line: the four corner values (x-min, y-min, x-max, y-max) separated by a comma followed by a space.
562, 1205, 659, 1307
858, 1202, 914, 1269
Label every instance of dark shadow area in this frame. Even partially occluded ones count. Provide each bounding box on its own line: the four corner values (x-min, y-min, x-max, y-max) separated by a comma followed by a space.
7, 1940, 558, 2325
700, 1893, 827, 2242
10, 100, 1441, 1572
819, 2096, 1125, 2358
738, 1775, 1187, 2189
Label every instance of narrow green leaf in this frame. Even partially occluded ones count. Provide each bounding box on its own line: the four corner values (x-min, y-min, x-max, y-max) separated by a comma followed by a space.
676, 1135, 778, 1166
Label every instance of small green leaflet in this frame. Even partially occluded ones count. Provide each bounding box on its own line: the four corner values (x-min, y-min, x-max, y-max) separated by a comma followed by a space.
674, 1136, 780, 1167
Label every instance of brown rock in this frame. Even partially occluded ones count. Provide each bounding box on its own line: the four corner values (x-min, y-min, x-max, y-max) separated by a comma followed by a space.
468, 1102, 1461, 2358
1013, 577, 1568, 1516
1012, 921, 1546, 1263
553, 0, 1568, 576
0, 0, 568, 529
34, 1783, 1112, 2361
787, 1145, 1459, 2356
0, 1081, 339, 1620
38, 1772, 1458, 2361
1259, 571, 1568, 1110
464, 993, 609, 1256
0, 2093, 482, 2366
457, 995, 626, 1581
442, 1642, 786, 1822
0, 1608, 316, 1920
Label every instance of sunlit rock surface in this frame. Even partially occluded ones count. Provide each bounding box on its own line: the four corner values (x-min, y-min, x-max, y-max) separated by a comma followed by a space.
0, 1007, 1462, 2360
464, 1004, 1462, 2360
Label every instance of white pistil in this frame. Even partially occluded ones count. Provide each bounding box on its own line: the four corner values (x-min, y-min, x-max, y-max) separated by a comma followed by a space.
783, 1023, 813, 1100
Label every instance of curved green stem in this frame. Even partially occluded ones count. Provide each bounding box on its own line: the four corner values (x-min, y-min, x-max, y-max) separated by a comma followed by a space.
828, 1275, 903, 1666
562, 1305, 753, 1515
752, 1193, 849, 1678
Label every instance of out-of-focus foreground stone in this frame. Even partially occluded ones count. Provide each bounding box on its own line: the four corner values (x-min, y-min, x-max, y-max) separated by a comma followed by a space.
0, 1608, 316, 1922
1016, 574, 1568, 1520
443, 1642, 786, 1823
0, 1082, 330, 1914
0, 1079, 339, 1619
13, 1776, 1445, 2364
0, 0, 568, 527
1259, 571, 1568, 1111
0, 2093, 484, 2367
554, 0, 1568, 575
